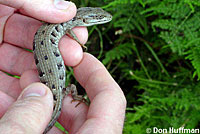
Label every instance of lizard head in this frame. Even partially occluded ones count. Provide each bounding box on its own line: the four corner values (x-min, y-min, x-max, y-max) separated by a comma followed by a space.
74, 7, 112, 26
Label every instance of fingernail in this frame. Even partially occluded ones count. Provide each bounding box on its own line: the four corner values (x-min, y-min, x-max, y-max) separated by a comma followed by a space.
21, 84, 47, 99
54, 0, 73, 10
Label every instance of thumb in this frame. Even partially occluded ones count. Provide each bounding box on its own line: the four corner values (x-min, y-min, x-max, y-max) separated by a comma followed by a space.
0, 83, 53, 134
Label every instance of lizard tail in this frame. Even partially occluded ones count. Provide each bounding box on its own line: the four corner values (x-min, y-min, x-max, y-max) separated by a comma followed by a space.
43, 90, 62, 134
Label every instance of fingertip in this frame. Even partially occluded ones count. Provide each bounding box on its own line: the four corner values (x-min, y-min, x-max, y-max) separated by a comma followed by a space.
20, 0, 77, 23
45, 1, 77, 23
19, 83, 48, 99
54, 0, 76, 13
0, 82, 53, 133
59, 36, 83, 66
59, 27, 88, 66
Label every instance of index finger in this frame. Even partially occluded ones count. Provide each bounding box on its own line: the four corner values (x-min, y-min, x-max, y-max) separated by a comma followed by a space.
73, 53, 127, 133
0, 0, 76, 23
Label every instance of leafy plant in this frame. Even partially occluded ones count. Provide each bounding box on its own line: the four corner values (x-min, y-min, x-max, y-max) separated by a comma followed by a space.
72, 0, 200, 133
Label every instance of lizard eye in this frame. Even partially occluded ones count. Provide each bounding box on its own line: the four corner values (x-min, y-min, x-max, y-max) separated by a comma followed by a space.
72, 17, 76, 21
88, 15, 94, 18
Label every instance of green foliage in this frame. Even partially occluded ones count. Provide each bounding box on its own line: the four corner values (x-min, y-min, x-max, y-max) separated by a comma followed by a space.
71, 0, 200, 133
147, 0, 200, 78
3, 0, 197, 133
55, 122, 68, 133
102, 43, 134, 64
124, 70, 200, 133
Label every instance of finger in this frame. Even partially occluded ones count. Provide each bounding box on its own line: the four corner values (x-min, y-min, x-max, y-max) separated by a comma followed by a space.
0, 36, 84, 75
73, 53, 127, 133
0, 71, 21, 98
0, 0, 77, 23
0, 43, 35, 76
0, 83, 53, 133
4, 13, 88, 50
0, 5, 15, 43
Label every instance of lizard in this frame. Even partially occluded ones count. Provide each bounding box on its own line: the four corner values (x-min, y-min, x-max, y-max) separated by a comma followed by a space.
33, 7, 112, 133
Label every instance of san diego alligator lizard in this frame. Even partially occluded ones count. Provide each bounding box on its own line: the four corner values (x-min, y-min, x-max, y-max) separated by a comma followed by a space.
33, 7, 112, 133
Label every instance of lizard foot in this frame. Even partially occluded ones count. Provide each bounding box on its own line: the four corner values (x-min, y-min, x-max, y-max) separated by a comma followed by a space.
64, 84, 88, 107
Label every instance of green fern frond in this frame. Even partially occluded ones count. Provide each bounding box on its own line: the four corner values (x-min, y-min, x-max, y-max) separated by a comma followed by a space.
185, 46, 200, 79
103, 43, 134, 65
103, 0, 138, 8
114, 18, 136, 32
152, 19, 179, 30
142, 0, 200, 78
159, 31, 184, 54
142, 0, 191, 18
104, 1, 149, 34
184, 0, 200, 12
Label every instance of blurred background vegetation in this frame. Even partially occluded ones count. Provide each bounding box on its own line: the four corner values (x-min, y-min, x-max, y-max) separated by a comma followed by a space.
66, 0, 200, 133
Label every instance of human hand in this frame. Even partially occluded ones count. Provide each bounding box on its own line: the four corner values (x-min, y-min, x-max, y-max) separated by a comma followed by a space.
0, 0, 126, 134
